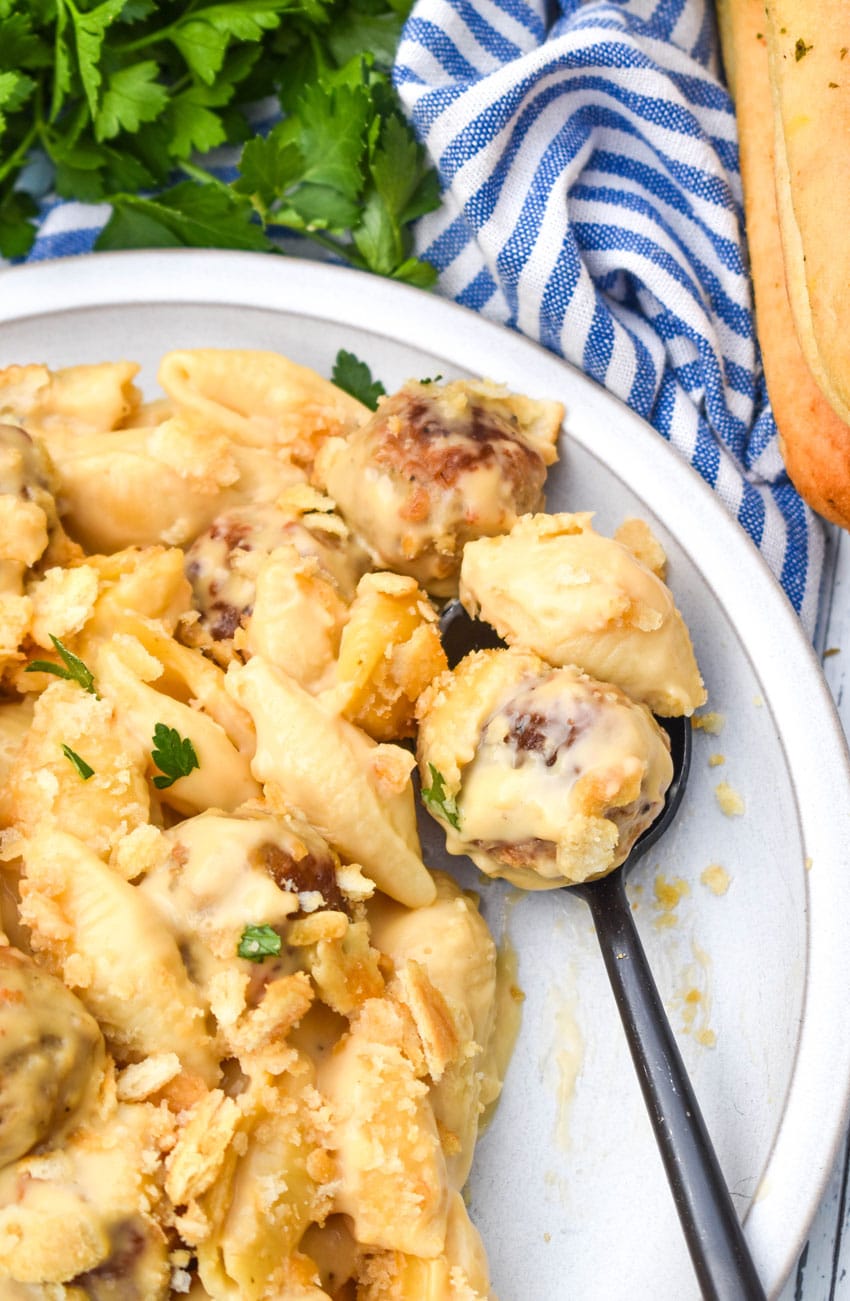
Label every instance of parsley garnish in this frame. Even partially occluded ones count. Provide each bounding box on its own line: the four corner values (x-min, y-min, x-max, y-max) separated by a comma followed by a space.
150, 723, 199, 789
26, 636, 97, 695
0, 2, 439, 284
420, 763, 461, 831
332, 349, 386, 410
419, 374, 444, 384
62, 745, 95, 781
238, 924, 282, 962
795, 38, 812, 61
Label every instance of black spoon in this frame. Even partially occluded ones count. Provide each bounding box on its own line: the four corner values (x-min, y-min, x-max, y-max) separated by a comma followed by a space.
438, 601, 766, 1301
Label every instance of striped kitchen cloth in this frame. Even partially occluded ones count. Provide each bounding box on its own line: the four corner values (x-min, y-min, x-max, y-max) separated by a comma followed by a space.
394, 0, 825, 632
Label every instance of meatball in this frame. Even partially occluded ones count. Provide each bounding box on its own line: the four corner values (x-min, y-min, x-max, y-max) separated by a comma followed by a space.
416, 648, 673, 888
183, 500, 369, 664
140, 808, 353, 993
460, 511, 706, 716
142, 807, 351, 937
139, 807, 375, 1038
0, 947, 105, 1168
315, 380, 562, 596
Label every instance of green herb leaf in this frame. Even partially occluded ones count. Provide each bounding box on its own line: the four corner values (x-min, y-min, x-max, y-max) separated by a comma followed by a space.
238, 923, 283, 962
0, 13, 52, 71
62, 744, 95, 781
150, 722, 199, 789
370, 112, 428, 225
50, 0, 73, 121
171, 1, 315, 84
332, 349, 386, 410
71, 0, 129, 118
0, 0, 436, 284
165, 84, 233, 160
795, 38, 812, 61
235, 134, 304, 213
120, 0, 158, 21
0, 188, 37, 259
420, 763, 461, 831
26, 635, 97, 695
419, 374, 443, 384
95, 60, 170, 141
328, 9, 408, 68
97, 182, 273, 251
0, 70, 36, 132
298, 79, 371, 199
392, 255, 439, 289
282, 182, 360, 234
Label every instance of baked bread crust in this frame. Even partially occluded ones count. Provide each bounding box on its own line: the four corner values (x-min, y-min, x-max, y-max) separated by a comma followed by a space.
765, 1, 850, 426
718, 0, 850, 528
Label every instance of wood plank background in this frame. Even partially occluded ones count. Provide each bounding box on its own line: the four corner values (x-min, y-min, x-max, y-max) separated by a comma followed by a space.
778, 525, 850, 1300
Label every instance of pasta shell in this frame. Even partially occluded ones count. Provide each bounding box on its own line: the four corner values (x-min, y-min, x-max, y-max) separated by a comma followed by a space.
158, 349, 367, 464
227, 657, 434, 909
96, 639, 260, 815
20, 829, 218, 1083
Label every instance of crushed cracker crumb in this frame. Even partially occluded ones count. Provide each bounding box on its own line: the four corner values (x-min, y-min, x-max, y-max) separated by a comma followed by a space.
692, 711, 725, 734
700, 865, 730, 896
715, 782, 745, 817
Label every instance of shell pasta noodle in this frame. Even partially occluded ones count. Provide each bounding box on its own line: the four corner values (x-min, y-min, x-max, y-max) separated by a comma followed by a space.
0, 342, 703, 1298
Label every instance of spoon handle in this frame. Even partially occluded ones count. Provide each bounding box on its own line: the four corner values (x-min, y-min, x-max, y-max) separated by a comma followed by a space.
579, 871, 767, 1301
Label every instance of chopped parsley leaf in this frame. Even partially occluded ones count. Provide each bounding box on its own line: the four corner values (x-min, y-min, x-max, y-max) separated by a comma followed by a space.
332, 349, 386, 411
26, 635, 97, 695
151, 723, 199, 789
420, 763, 461, 831
62, 745, 94, 781
238, 924, 282, 962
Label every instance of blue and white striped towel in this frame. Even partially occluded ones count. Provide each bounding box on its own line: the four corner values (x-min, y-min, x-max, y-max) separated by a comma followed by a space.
4, 0, 823, 630
394, 0, 825, 631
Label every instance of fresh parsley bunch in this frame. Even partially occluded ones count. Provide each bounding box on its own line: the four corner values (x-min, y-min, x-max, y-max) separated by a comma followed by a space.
0, 0, 440, 284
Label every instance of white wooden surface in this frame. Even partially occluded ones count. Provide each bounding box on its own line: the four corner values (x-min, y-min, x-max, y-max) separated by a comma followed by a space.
777, 524, 850, 1300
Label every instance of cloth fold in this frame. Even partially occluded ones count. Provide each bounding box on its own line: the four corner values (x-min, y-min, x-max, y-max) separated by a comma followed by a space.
394, 0, 823, 631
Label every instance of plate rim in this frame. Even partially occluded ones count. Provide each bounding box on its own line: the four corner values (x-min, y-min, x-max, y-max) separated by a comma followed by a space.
2, 248, 849, 1295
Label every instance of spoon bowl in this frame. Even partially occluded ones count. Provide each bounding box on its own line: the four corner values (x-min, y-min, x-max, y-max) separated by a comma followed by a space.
434, 600, 766, 1301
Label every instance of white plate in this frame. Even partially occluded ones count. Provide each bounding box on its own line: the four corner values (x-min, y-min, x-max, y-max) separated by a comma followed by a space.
2, 250, 849, 1300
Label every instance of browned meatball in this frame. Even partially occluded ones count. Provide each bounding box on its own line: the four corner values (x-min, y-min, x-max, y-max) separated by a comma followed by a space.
315, 380, 562, 596
416, 648, 673, 888
183, 502, 369, 664
252, 834, 350, 917
0, 947, 105, 1168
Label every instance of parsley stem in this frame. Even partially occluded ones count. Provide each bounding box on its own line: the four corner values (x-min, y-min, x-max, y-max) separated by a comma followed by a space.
0, 124, 39, 188
111, 25, 181, 55
265, 221, 368, 269
50, 0, 69, 121
306, 29, 329, 78
179, 160, 230, 192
